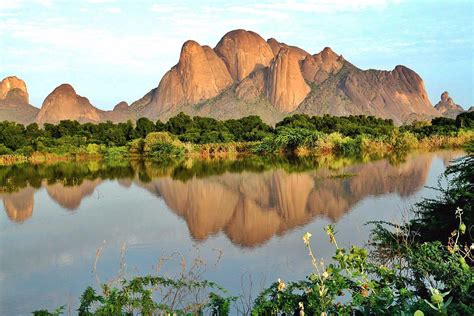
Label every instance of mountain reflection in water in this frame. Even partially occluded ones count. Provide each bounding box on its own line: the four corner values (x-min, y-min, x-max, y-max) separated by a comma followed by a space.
0, 150, 463, 247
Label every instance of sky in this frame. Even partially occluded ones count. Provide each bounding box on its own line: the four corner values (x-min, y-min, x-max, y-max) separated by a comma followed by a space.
0, 0, 473, 110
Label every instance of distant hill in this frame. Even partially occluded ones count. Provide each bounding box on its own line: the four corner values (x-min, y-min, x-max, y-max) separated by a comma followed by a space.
0, 76, 39, 125
433, 91, 465, 119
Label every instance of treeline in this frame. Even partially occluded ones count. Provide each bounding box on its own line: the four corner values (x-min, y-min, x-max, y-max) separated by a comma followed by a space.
0, 112, 473, 159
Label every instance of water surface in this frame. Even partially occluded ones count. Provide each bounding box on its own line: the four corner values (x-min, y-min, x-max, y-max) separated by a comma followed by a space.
0, 150, 464, 314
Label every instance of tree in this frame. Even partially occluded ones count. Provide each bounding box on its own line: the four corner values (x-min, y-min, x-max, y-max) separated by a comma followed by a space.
135, 117, 155, 138
166, 112, 192, 135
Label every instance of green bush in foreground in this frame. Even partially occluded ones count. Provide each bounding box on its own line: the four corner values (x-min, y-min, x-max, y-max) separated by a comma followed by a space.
253, 215, 473, 315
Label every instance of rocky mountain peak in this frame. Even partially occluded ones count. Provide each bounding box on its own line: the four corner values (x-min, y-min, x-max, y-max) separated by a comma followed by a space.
302, 47, 344, 84
36, 83, 102, 124
113, 101, 129, 111
145, 38, 233, 117
267, 38, 310, 61
0, 76, 29, 103
267, 47, 311, 112
434, 91, 464, 118
214, 29, 274, 81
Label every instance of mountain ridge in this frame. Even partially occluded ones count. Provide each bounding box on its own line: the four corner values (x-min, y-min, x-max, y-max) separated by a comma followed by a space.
2, 29, 466, 125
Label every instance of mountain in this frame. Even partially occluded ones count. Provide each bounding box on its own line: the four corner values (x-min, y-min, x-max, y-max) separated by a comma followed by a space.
0, 76, 39, 125
36, 84, 133, 125
132, 29, 440, 125
36, 84, 103, 125
2, 29, 445, 125
434, 91, 465, 118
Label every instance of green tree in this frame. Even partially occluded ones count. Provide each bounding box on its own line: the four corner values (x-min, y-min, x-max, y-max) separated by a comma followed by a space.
135, 117, 155, 138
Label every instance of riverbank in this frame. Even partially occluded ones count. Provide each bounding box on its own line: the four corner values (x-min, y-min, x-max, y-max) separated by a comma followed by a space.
1, 112, 473, 165
0, 130, 472, 166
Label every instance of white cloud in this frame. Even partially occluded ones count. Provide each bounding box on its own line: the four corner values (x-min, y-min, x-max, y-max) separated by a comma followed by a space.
150, 3, 184, 13
86, 0, 116, 3
252, 0, 403, 13
106, 7, 122, 13
1, 19, 178, 73
35, 0, 54, 7
0, 0, 23, 12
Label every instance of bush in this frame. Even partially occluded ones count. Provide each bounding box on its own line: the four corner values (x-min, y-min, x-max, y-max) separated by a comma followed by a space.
85, 143, 102, 155
15, 145, 34, 156
393, 131, 419, 151
0, 144, 13, 155
105, 146, 129, 160
128, 138, 144, 155
143, 132, 187, 159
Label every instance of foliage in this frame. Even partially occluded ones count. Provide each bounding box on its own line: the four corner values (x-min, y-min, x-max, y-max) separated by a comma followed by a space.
75, 277, 235, 315
142, 131, 187, 160
405, 141, 472, 245
253, 214, 473, 315
1, 111, 472, 163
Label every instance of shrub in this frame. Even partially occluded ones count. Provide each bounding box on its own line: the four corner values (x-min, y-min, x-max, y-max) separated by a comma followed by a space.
128, 138, 144, 155
85, 143, 102, 155
0, 144, 13, 155
273, 127, 318, 152
393, 131, 419, 151
143, 132, 188, 159
15, 145, 34, 156
105, 146, 129, 160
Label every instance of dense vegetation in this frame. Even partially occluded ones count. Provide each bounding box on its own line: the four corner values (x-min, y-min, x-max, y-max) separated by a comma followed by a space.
33, 143, 474, 315
1, 112, 473, 164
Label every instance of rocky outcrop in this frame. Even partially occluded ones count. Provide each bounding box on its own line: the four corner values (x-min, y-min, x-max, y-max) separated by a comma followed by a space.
235, 68, 266, 102
0, 76, 39, 124
434, 91, 465, 118
131, 29, 438, 125
302, 47, 344, 84
267, 38, 310, 61
266, 48, 311, 112
0, 76, 29, 102
4, 30, 445, 125
36, 84, 103, 124
214, 29, 274, 81
135, 40, 233, 118
113, 101, 129, 112
297, 63, 439, 124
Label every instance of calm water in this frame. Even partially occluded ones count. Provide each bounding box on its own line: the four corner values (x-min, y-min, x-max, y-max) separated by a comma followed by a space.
0, 150, 464, 314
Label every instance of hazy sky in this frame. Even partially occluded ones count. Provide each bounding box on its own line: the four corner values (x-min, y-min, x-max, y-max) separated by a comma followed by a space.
0, 0, 472, 110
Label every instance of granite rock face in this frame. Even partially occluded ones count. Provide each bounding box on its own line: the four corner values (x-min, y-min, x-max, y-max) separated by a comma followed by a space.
302, 47, 344, 84
4, 29, 444, 125
214, 29, 274, 82
266, 48, 311, 112
434, 91, 465, 118
136, 40, 233, 117
0, 76, 39, 124
132, 29, 439, 124
36, 84, 103, 124
0, 76, 29, 103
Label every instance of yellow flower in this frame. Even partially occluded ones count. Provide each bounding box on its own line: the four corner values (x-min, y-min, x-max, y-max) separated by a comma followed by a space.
318, 284, 327, 297
277, 278, 286, 291
322, 271, 330, 279
303, 232, 312, 246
